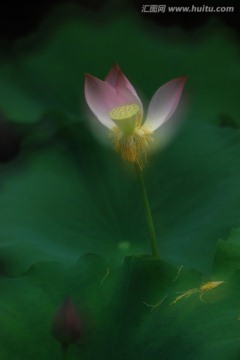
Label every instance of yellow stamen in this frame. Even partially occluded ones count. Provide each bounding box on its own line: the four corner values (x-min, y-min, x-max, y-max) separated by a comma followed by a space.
110, 125, 153, 168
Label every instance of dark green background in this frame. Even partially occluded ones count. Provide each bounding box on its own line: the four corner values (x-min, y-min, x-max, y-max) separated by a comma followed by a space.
0, 2, 240, 359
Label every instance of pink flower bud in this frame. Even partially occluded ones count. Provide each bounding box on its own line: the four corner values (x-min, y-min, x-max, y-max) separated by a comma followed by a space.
51, 297, 81, 347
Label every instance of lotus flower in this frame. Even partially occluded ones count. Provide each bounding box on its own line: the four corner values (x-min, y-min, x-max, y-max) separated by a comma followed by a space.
85, 64, 186, 167
52, 297, 81, 348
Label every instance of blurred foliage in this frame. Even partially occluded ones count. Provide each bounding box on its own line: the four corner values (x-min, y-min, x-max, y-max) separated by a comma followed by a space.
0, 3, 240, 359
1, 248, 240, 359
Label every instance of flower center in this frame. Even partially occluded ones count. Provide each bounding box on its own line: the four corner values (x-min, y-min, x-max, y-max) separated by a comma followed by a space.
109, 103, 139, 120
109, 103, 142, 135
110, 125, 153, 168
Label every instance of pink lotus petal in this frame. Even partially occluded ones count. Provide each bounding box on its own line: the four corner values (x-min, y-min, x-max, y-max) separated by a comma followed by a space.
144, 77, 187, 131
105, 63, 121, 88
106, 64, 143, 113
84, 74, 118, 129
116, 76, 143, 113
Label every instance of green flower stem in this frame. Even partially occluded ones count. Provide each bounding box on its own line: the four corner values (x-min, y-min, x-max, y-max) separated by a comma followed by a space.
134, 163, 159, 258
61, 345, 68, 360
